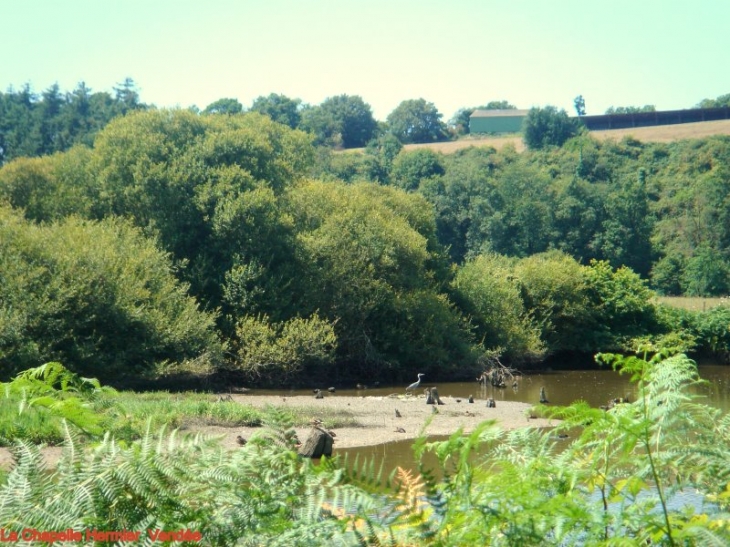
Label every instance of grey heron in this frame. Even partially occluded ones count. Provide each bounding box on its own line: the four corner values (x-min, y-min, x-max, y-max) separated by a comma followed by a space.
406, 373, 424, 392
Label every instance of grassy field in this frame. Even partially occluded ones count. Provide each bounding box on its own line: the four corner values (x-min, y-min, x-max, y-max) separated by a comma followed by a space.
392, 119, 730, 156
656, 295, 730, 312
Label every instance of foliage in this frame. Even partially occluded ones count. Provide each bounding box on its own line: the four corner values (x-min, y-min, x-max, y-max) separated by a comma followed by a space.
373, 349, 730, 545
287, 180, 471, 376
300, 94, 378, 148
3, 352, 730, 545
0, 80, 146, 164
233, 314, 337, 383
0, 416, 383, 546
202, 97, 244, 115
451, 254, 544, 361
0, 206, 222, 382
605, 104, 657, 114
0, 362, 117, 442
522, 105, 582, 150
386, 98, 449, 144
390, 148, 445, 191
250, 92, 303, 129
582, 260, 660, 350
696, 92, 730, 109
512, 251, 592, 353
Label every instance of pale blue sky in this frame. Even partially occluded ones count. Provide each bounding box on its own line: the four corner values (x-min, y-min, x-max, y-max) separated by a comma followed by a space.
3, 0, 729, 121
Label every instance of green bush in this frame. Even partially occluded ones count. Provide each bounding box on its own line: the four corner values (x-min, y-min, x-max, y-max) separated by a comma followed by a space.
234, 314, 337, 383
0, 207, 222, 382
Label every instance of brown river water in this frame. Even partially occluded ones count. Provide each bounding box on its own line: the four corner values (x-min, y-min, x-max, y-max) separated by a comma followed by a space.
338, 363, 730, 473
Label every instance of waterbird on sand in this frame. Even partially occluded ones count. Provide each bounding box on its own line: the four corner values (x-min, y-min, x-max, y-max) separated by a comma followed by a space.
406, 373, 425, 392
236, 435, 247, 446
395, 408, 402, 418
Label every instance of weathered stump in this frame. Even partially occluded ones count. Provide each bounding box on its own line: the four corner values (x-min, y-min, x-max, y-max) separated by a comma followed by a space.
298, 428, 334, 458
426, 387, 445, 405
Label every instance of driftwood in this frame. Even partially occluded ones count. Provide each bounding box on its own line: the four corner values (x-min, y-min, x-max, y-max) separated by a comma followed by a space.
426, 387, 445, 405
298, 427, 334, 458
477, 357, 523, 389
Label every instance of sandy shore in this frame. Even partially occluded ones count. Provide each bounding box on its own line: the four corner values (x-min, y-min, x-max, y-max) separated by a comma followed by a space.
0, 393, 555, 469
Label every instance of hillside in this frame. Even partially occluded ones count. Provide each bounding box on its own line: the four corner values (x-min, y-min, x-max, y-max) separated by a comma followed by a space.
402, 119, 730, 154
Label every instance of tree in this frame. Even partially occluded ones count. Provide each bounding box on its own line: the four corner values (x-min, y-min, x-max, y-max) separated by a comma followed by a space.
390, 148, 445, 191
113, 77, 142, 114
250, 93, 302, 129
386, 99, 449, 144
522, 105, 581, 150
300, 95, 377, 148
574, 95, 586, 116
0, 206, 222, 381
451, 253, 544, 360
203, 98, 243, 115
695, 92, 730, 109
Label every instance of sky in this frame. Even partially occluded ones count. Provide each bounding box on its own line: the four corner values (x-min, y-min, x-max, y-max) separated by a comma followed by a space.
3, 0, 730, 122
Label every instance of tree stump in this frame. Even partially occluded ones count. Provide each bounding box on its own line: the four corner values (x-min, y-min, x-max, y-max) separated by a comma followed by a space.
426, 387, 445, 405
298, 428, 334, 458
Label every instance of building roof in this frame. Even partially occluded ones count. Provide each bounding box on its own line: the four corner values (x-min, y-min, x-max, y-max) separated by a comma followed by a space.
470, 109, 530, 118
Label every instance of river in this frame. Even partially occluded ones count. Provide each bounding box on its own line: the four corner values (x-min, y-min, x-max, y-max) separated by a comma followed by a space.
339, 363, 730, 474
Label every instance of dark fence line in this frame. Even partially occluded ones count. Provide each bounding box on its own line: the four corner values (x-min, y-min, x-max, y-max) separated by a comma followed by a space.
580, 107, 730, 131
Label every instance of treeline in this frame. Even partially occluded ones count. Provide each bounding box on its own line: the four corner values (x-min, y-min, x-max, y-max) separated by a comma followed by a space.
321, 133, 730, 297
1, 109, 729, 386
3, 80, 730, 163
0, 79, 146, 164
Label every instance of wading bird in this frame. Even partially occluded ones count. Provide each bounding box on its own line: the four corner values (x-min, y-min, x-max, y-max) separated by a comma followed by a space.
406, 373, 424, 392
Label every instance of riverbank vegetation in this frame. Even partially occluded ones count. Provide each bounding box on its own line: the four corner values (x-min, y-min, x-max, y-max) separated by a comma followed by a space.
1, 106, 730, 386
1, 350, 729, 545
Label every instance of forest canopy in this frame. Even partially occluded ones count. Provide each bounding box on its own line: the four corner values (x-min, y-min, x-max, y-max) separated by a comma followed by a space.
1, 85, 730, 386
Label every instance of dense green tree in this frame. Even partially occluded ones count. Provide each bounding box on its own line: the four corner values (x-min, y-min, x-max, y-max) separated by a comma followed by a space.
573, 95, 586, 116
88, 110, 314, 319
386, 98, 449, 144
695, 92, 730, 108
250, 93, 302, 129
203, 97, 244, 115
483, 162, 554, 257
300, 94, 377, 148
0, 206, 222, 381
287, 180, 471, 377
363, 132, 403, 183
594, 169, 654, 276
582, 260, 659, 349
522, 105, 582, 150
451, 253, 544, 361
512, 251, 591, 353
0, 80, 147, 164
390, 148, 445, 191
681, 245, 730, 296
